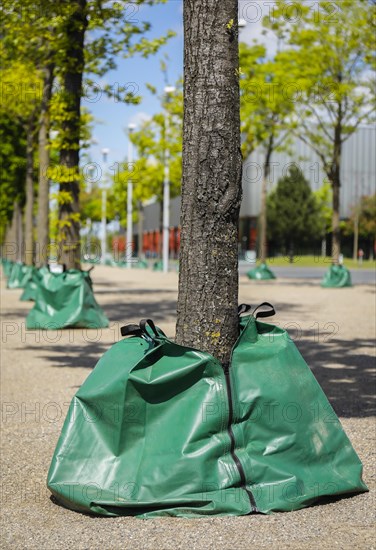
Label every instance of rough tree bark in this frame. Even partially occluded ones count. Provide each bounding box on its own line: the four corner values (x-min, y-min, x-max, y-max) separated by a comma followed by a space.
36, 64, 54, 267
58, 0, 87, 270
24, 119, 35, 266
176, 0, 242, 363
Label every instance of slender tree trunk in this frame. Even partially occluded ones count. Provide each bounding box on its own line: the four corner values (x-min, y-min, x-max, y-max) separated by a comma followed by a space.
138, 201, 144, 257
24, 119, 35, 266
259, 175, 267, 263
58, 0, 87, 270
37, 64, 54, 267
331, 174, 341, 264
176, 0, 242, 363
259, 139, 273, 263
4, 203, 22, 262
330, 108, 342, 264
352, 202, 359, 261
16, 202, 23, 262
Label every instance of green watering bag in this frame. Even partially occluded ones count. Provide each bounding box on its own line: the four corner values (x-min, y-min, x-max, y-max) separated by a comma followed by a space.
6, 262, 34, 289
20, 266, 50, 301
321, 265, 352, 288
1, 258, 15, 279
247, 262, 276, 280
26, 269, 109, 330
47, 305, 367, 517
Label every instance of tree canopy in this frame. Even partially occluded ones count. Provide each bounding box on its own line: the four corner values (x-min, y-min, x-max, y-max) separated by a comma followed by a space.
264, 0, 376, 261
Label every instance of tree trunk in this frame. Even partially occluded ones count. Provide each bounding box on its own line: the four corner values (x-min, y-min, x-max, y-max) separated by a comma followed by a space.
24, 119, 35, 266
138, 201, 144, 257
259, 175, 267, 263
176, 0, 242, 363
352, 202, 359, 261
330, 108, 342, 264
258, 140, 273, 263
37, 64, 54, 267
58, 0, 87, 270
331, 176, 340, 264
4, 202, 22, 262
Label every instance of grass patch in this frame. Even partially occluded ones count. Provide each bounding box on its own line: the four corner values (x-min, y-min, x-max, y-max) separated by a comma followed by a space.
258, 256, 376, 269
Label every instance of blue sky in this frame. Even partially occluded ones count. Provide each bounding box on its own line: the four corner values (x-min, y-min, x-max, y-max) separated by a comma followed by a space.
85, 1, 184, 168
84, 1, 274, 170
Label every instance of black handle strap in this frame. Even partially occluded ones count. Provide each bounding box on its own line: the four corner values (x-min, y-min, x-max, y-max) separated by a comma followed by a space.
252, 302, 276, 319
121, 319, 166, 340
139, 319, 161, 339
238, 304, 252, 316
120, 324, 143, 337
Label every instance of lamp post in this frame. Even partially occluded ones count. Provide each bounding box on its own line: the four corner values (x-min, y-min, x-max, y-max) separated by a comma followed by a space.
126, 123, 136, 268
162, 86, 176, 273
101, 148, 109, 264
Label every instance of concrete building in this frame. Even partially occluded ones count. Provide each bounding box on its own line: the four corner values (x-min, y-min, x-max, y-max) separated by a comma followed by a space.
134, 126, 376, 256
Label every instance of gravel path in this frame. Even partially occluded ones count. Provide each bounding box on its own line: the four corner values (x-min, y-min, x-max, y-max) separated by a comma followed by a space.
1, 265, 375, 549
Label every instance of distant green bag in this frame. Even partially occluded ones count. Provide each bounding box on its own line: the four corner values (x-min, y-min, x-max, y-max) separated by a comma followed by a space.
20, 266, 50, 302
1, 259, 14, 279
26, 269, 109, 329
7, 263, 34, 289
47, 304, 367, 517
321, 264, 352, 288
247, 262, 276, 280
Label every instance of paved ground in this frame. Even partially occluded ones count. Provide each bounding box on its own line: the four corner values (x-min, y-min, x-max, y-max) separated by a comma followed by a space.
1, 265, 375, 549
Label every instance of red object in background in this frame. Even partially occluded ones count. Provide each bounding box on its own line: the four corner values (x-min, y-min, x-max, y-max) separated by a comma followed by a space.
143, 232, 150, 253
153, 230, 162, 254
141, 227, 181, 255
176, 227, 181, 252
112, 236, 125, 253
169, 228, 175, 254
249, 227, 257, 250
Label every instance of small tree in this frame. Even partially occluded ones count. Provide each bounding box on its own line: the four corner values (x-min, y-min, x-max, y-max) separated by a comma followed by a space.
267, 166, 321, 261
239, 44, 297, 262
0, 115, 26, 250
267, 0, 376, 263
1, 62, 42, 265
313, 182, 332, 257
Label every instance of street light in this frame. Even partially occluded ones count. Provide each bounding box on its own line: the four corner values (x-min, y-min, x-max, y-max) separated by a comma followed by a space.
101, 147, 110, 264
162, 86, 176, 273
126, 123, 136, 268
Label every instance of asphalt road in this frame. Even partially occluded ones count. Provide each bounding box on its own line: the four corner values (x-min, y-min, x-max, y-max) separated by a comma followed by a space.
238, 261, 376, 284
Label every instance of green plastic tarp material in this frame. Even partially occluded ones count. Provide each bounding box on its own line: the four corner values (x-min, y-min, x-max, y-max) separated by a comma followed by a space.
7, 262, 34, 289
321, 264, 352, 288
26, 269, 109, 329
20, 266, 50, 302
47, 304, 367, 517
247, 262, 276, 280
132, 259, 148, 269
1, 258, 15, 279
153, 260, 163, 271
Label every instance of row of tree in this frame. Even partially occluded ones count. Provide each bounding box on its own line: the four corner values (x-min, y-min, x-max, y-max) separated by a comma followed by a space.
1, 0, 375, 270
97, 0, 374, 262
1, 0, 174, 268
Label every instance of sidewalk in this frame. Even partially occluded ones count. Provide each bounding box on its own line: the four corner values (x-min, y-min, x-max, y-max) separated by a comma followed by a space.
1, 265, 375, 549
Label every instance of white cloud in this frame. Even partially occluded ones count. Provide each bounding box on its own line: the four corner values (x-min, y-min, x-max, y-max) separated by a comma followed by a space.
128, 111, 152, 127
238, 0, 280, 55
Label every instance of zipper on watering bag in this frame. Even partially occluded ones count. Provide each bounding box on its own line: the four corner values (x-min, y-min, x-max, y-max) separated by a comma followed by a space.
222, 361, 258, 513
